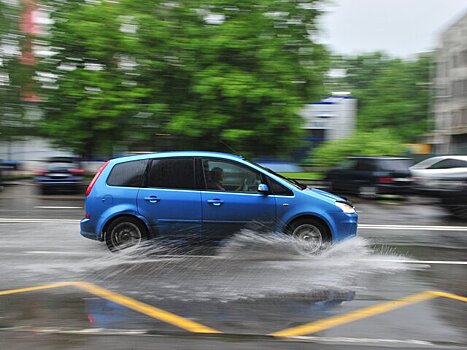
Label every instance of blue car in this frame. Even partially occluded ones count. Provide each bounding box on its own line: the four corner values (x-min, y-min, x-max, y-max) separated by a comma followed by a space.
80, 152, 357, 252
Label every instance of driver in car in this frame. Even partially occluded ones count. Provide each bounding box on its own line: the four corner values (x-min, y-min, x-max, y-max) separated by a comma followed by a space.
207, 167, 226, 191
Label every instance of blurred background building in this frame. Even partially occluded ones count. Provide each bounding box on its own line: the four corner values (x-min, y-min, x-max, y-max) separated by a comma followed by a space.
301, 93, 356, 146
434, 10, 467, 154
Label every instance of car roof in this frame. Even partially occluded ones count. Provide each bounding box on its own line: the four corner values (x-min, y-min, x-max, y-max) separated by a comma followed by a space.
421, 155, 467, 161
348, 156, 411, 160
111, 151, 243, 163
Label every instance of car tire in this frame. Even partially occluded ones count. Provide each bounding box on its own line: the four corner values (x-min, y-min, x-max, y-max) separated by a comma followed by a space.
40, 186, 49, 195
285, 218, 330, 253
448, 205, 467, 221
358, 185, 378, 199
106, 217, 148, 252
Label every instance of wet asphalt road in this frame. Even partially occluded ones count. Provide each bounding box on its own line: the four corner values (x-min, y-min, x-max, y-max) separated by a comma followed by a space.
0, 182, 466, 350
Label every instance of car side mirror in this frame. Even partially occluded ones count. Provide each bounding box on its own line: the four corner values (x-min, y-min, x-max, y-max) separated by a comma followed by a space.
258, 183, 270, 194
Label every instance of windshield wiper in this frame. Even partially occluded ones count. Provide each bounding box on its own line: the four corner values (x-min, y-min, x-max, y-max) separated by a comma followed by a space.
289, 178, 308, 190
268, 169, 307, 190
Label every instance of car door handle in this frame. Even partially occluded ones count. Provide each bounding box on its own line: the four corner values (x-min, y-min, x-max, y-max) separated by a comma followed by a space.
144, 196, 160, 203
207, 199, 224, 206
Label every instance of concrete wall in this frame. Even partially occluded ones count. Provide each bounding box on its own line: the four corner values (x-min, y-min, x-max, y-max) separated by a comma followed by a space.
434, 11, 467, 154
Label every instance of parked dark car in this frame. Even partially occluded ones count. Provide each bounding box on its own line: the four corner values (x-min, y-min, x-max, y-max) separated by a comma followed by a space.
0, 161, 4, 191
35, 156, 85, 194
325, 157, 414, 198
422, 176, 467, 220
0, 160, 20, 191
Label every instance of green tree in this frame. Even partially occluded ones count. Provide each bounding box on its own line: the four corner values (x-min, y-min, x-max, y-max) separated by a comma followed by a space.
0, 1, 23, 149
329, 52, 432, 141
40, 0, 329, 158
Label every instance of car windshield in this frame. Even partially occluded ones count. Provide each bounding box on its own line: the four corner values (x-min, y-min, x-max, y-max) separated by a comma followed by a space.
248, 160, 307, 190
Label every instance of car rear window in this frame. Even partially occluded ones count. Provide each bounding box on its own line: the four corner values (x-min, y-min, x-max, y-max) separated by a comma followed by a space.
107, 159, 148, 187
46, 162, 77, 170
378, 159, 411, 172
147, 158, 195, 190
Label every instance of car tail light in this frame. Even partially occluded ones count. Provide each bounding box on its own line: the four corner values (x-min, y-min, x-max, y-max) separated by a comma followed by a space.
69, 168, 85, 176
85, 161, 109, 197
378, 177, 394, 184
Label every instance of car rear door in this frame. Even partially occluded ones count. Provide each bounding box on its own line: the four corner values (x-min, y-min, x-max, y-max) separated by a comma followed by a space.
330, 159, 357, 191
200, 158, 276, 242
349, 159, 375, 192
137, 157, 202, 241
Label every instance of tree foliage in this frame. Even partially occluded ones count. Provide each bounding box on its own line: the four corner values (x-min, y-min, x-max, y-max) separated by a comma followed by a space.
40, 0, 329, 158
0, 1, 23, 144
311, 129, 406, 168
329, 52, 432, 142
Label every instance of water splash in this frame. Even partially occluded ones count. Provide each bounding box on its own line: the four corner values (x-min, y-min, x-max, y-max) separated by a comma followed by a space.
16, 230, 418, 302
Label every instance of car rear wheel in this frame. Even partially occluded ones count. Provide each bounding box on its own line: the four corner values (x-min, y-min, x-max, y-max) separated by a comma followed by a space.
106, 217, 147, 252
40, 186, 49, 195
286, 219, 330, 253
447, 205, 467, 220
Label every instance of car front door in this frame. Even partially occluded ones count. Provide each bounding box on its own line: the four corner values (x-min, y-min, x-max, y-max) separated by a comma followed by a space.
137, 157, 202, 242
200, 158, 276, 242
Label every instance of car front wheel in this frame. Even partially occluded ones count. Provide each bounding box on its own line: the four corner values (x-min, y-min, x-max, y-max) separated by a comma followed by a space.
106, 217, 147, 252
286, 219, 330, 253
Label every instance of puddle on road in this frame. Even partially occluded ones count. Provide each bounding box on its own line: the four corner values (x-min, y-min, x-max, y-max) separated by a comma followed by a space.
14, 230, 419, 302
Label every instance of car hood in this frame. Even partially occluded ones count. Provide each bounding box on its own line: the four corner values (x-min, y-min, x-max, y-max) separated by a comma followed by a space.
303, 187, 348, 203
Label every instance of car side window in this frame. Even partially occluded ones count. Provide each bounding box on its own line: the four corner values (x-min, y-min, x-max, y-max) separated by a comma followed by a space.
428, 159, 467, 169
107, 160, 148, 187
339, 159, 356, 170
147, 158, 195, 190
356, 159, 373, 171
268, 178, 293, 196
202, 159, 262, 193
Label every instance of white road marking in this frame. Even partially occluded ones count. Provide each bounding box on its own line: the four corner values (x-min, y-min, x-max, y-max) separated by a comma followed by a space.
290, 336, 434, 347
368, 259, 467, 265
23, 251, 91, 256
0, 218, 79, 223
34, 206, 82, 209
359, 224, 467, 232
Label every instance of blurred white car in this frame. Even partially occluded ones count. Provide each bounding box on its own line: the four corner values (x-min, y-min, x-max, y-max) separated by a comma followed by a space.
410, 156, 467, 193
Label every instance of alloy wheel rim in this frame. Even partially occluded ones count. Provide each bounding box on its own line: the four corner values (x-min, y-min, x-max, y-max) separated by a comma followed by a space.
111, 222, 142, 250
292, 224, 323, 252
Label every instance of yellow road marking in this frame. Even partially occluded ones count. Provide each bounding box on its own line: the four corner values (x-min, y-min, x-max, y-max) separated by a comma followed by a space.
430, 291, 467, 303
0, 282, 73, 296
70, 282, 221, 334
270, 291, 436, 337
1, 283, 465, 337
0, 281, 221, 334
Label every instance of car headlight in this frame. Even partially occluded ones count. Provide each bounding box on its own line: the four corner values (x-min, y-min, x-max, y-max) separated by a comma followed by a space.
335, 201, 356, 214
